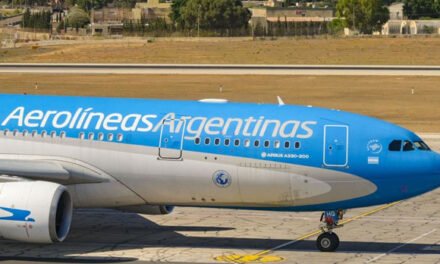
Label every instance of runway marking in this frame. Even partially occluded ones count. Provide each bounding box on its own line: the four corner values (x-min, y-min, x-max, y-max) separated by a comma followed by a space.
255, 201, 400, 256
214, 254, 284, 263
214, 202, 399, 263
365, 229, 437, 263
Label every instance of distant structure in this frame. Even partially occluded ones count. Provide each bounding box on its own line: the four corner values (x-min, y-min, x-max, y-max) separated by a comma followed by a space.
265, 0, 285, 8
91, 8, 132, 36
388, 2, 403, 20
382, 2, 440, 35
250, 1, 334, 35
88, 0, 172, 35
132, 0, 172, 21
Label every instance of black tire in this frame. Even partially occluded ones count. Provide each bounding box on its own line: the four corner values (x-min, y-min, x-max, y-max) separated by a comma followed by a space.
331, 232, 340, 249
317, 232, 339, 252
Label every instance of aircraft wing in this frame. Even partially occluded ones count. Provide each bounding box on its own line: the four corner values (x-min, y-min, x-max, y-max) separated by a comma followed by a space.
0, 156, 109, 184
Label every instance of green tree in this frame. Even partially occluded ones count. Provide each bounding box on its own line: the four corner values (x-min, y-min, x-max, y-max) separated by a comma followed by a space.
179, 0, 251, 34
336, 0, 390, 34
113, 0, 137, 8
22, 9, 51, 30
403, 0, 440, 19
328, 18, 347, 35
65, 7, 89, 28
170, 0, 187, 29
69, 0, 108, 11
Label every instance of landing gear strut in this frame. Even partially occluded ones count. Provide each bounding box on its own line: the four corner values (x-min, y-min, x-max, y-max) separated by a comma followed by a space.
316, 209, 345, 252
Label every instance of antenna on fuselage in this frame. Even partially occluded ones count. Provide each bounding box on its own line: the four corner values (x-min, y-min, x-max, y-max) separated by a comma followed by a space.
277, 96, 285, 106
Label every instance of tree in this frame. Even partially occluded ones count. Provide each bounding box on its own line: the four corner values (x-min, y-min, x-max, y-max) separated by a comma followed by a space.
336, 0, 390, 34
67, 0, 109, 11
328, 18, 347, 35
65, 7, 89, 28
113, 0, 137, 8
403, 0, 440, 19
382, 0, 400, 5
22, 9, 51, 30
178, 0, 251, 33
170, 0, 188, 29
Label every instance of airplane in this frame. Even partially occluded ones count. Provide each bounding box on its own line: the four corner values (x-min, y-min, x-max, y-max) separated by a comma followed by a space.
0, 94, 439, 252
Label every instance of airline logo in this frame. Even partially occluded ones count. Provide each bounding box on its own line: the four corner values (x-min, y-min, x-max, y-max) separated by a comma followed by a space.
1, 107, 318, 140
0, 207, 35, 222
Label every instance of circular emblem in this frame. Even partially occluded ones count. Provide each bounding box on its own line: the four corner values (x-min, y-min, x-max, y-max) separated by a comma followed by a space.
367, 140, 383, 154
212, 170, 231, 188
261, 152, 267, 158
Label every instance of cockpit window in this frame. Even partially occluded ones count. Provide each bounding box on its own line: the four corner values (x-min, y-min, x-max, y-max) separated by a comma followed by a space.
413, 141, 431, 151
388, 140, 402, 151
402, 140, 415, 151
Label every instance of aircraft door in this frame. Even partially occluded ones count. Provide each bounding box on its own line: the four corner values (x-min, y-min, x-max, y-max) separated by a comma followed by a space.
158, 118, 186, 160
323, 125, 349, 167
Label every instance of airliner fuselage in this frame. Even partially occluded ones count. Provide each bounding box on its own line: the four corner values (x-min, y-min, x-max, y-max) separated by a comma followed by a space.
0, 95, 438, 248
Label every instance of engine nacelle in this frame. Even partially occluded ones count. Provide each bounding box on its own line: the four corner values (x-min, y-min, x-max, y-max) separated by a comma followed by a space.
0, 181, 73, 243
117, 205, 174, 215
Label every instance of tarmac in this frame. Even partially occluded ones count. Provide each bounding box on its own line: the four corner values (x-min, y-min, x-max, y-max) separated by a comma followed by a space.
0, 134, 439, 264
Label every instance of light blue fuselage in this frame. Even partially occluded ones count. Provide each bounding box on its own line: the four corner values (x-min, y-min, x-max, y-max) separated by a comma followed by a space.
1, 94, 439, 211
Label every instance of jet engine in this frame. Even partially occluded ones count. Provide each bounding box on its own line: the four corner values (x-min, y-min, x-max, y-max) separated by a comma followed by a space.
0, 181, 72, 243
117, 205, 174, 215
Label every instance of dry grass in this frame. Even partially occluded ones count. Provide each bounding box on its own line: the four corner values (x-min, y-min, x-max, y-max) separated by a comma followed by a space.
2, 37, 440, 65
0, 74, 439, 132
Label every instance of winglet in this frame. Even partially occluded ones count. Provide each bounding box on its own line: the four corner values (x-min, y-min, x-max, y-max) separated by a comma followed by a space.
277, 96, 285, 106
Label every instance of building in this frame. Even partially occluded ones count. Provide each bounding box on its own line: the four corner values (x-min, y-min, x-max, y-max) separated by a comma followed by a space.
132, 0, 172, 21
91, 8, 132, 36
382, 20, 440, 35
250, 5, 334, 35
408, 20, 440, 34
388, 2, 404, 20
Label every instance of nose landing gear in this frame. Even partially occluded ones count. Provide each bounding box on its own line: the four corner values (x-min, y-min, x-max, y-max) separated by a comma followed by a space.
317, 209, 345, 252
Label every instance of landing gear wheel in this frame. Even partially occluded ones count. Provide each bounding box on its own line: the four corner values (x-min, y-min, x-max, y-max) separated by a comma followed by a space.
317, 232, 339, 252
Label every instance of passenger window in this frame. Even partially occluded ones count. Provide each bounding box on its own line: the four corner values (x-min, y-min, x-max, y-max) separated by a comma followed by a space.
244, 139, 250, 147
295, 142, 301, 149
41, 130, 47, 137
254, 140, 260, 147
117, 134, 123, 142
31, 130, 37, 137
98, 133, 104, 141
388, 140, 401, 151
3, 129, 8, 136
284, 141, 290, 149
224, 138, 230, 146
234, 139, 240, 146
60, 131, 66, 138
205, 138, 210, 145
264, 140, 270, 148
13, 129, 18, 136
88, 133, 94, 140
274, 140, 280, 148
403, 140, 415, 151
194, 137, 200, 145
214, 138, 220, 145
22, 130, 28, 136
79, 132, 85, 140
50, 131, 56, 138
108, 133, 114, 141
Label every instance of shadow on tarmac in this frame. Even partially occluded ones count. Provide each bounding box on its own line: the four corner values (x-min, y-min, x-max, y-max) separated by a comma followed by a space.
0, 209, 437, 263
